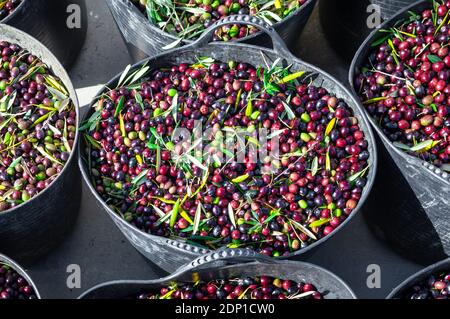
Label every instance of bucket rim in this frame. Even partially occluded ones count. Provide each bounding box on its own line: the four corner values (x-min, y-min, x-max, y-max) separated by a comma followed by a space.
0, 0, 27, 24
77, 259, 357, 299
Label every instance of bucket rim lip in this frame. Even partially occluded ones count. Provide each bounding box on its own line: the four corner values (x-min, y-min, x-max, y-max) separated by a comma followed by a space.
78, 40, 378, 265
77, 259, 357, 299
0, 24, 80, 216
386, 257, 450, 299
115, 0, 317, 45
0, 0, 27, 24
0, 253, 42, 299
348, 0, 450, 186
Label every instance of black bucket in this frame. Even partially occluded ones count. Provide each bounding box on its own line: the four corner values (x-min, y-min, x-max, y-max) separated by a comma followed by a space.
1, 0, 87, 69
79, 15, 378, 273
0, 25, 81, 263
105, 0, 317, 62
0, 253, 41, 299
79, 249, 356, 299
319, 0, 416, 63
387, 257, 450, 298
349, 1, 450, 264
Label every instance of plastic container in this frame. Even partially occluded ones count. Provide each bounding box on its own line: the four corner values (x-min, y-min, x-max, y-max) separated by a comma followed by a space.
1, 0, 87, 69
0, 25, 81, 263
105, 0, 317, 62
79, 15, 377, 273
79, 249, 356, 299
349, 0, 450, 265
0, 253, 41, 299
387, 257, 450, 298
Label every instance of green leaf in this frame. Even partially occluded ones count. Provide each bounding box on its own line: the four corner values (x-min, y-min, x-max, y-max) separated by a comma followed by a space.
119, 113, 125, 137
410, 139, 439, 152
79, 110, 100, 132
44, 75, 68, 96
309, 218, 331, 228
290, 219, 317, 240
325, 148, 331, 171
245, 99, 253, 117
278, 71, 305, 84
282, 101, 296, 120
84, 134, 101, 149
232, 174, 250, 183
428, 54, 442, 63
125, 66, 150, 85
150, 204, 166, 220
8, 156, 22, 170
363, 96, 388, 105
393, 141, 412, 151
228, 203, 236, 228
6, 91, 17, 111
311, 156, 318, 176
117, 64, 132, 88
46, 85, 67, 101
169, 199, 181, 228
263, 209, 280, 224
371, 33, 392, 47
192, 202, 203, 235
185, 154, 207, 171
171, 93, 178, 122
348, 165, 370, 183
36, 146, 62, 165
134, 90, 144, 111
131, 169, 148, 185
325, 117, 336, 136
114, 96, 125, 117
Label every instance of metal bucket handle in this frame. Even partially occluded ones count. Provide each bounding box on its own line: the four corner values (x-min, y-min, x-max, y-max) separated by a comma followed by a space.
181, 15, 295, 61
172, 248, 276, 276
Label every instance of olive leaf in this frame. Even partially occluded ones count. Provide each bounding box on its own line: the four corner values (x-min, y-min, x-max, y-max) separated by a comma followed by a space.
7, 156, 22, 170
192, 202, 203, 235
325, 117, 336, 137
311, 156, 318, 176
169, 199, 181, 228
278, 71, 305, 84
119, 113, 126, 137
117, 64, 132, 88
134, 90, 144, 111
232, 174, 249, 183
228, 203, 236, 228
428, 54, 442, 63
290, 219, 317, 240
282, 101, 296, 120
348, 165, 370, 183
325, 148, 331, 171
131, 169, 148, 185
362, 96, 388, 104
410, 139, 439, 152
309, 218, 331, 229
114, 96, 125, 117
